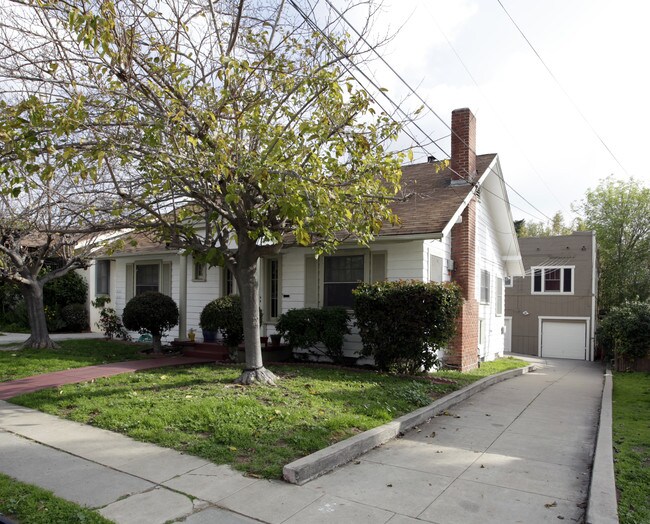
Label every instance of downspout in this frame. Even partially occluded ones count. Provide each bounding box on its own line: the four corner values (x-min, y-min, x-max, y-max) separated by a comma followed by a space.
591, 232, 597, 361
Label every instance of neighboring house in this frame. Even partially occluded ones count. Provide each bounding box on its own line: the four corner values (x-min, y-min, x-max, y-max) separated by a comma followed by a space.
504, 231, 597, 360
87, 108, 523, 371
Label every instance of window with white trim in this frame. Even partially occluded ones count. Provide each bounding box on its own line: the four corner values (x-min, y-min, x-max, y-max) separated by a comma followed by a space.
480, 270, 490, 304
496, 277, 503, 315
135, 264, 159, 295
95, 260, 110, 296
193, 262, 207, 282
532, 266, 574, 294
323, 254, 364, 308
222, 268, 237, 296
265, 258, 281, 320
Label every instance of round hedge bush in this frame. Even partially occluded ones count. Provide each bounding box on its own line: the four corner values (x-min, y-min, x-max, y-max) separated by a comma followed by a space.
122, 292, 179, 352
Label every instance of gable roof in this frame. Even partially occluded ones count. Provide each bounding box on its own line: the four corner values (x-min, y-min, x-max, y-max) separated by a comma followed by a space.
379, 154, 497, 237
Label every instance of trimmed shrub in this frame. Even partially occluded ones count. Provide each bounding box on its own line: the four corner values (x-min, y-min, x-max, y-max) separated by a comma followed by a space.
275, 307, 350, 364
597, 301, 650, 361
122, 292, 178, 353
200, 295, 257, 348
353, 280, 463, 374
61, 303, 88, 332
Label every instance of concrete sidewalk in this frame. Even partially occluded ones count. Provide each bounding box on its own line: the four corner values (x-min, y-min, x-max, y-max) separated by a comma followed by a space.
0, 332, 105, 347
0, 359, 604, 523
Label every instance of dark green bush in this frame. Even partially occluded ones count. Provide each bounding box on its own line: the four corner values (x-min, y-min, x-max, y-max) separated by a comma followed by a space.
353, 280, 463, 374
275, 307, 350, 364
123, 292, 178, 353
44, 270, 87, 309
200, 295, 257, 348
61, 303, 88, 332
597, 301, 650, 361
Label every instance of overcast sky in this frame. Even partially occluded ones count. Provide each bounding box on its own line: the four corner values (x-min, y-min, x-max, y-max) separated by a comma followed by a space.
349, 0, 650, 225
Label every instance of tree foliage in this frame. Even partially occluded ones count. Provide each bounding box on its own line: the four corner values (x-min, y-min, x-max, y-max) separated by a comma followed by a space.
353, 280, 463, 374
515, 212, 576, 238
573, 177, 650, 311
0, 0, 404, 381
597, 301, 650, 361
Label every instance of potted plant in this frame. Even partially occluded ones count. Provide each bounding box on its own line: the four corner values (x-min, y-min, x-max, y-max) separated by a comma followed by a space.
270, 333, 282, 346
199, 300, 221, 343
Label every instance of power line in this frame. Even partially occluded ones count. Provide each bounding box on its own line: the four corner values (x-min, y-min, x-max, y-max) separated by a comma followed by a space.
496, 0, 628, 176
319, 0, 555, 223
420, 2, 568, 217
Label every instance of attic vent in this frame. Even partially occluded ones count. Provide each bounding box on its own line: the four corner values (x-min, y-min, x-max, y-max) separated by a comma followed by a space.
427, 155, 437, 163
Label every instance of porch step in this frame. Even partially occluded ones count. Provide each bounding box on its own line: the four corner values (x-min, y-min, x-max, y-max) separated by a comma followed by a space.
181, 342, 231, 360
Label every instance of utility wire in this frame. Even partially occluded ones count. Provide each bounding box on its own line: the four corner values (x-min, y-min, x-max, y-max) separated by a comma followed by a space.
288, 0, 549, 224
496, 0, 628, 176
421, 2, 568, 217
320, 0, 554, 223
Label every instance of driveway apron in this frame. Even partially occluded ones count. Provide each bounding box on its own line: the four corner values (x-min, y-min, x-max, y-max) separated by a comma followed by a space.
285, 359, 602, 524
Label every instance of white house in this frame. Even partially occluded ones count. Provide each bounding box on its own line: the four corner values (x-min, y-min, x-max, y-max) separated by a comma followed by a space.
86, 108, 524, 371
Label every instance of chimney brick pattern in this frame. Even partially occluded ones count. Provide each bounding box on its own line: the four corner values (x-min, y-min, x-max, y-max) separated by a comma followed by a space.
445, 107, 480, 371
451, 108, 477, 183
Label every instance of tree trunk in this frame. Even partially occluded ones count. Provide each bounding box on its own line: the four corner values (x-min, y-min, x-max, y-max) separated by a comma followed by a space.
21, 280, 58, 350
233, 254, 277, 385
152, 334, 162, 354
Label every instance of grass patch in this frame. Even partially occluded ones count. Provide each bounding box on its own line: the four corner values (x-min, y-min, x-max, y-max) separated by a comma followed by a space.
612, 372, 650, 524
0, 339, 148, 382
11, 358, 528, 479
0, 472, 112, 523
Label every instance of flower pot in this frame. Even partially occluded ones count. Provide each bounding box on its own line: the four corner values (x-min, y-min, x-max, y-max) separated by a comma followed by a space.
270, 334, 282, 346
202, 329, 217, 343
260, 336, 269, 348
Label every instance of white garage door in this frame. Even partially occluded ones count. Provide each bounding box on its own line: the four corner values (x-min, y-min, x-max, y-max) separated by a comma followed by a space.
541, 320, 587, 360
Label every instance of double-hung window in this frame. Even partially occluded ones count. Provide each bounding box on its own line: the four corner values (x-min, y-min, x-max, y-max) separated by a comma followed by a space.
531, 266, 574, 294
480, 270, 491, 304
135, 264, 159, 295
95, 260, 110, 296
126, 261, 172, 301
323, 255, 365, 308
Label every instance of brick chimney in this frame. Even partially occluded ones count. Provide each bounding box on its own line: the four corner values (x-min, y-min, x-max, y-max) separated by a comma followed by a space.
450, 108, 477, 183
447, 107, 479, 371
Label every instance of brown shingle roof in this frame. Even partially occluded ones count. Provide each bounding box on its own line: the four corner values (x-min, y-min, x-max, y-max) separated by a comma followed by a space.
380, 153, 496, 236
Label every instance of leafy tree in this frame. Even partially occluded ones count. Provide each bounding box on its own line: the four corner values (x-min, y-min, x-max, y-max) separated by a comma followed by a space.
122, 292, 179, 354
0, 1, 404, 382
597, 301, 650, 362
0, 172, 119, 348
573, 177, 650, 311
516, 211, 576, 237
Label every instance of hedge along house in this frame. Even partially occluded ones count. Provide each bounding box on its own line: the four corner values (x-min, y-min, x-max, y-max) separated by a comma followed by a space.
86, 108, 523, 371
504, 232, 598, 360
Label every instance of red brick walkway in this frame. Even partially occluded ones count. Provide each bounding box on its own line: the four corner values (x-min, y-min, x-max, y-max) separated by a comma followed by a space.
0, 356, 215, 400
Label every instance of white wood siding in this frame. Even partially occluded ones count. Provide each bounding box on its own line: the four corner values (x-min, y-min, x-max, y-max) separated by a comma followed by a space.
476, 195, 507, 361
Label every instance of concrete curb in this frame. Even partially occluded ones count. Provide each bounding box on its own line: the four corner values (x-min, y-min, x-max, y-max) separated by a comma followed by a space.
586, 368, 619, 524
283, 363, 541, 485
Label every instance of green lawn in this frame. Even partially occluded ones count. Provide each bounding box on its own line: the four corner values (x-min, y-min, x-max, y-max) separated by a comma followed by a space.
0, 339, 147, 382
11, 358, 527, 478
612, 372, 650, 524
0, 473, 113, 524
